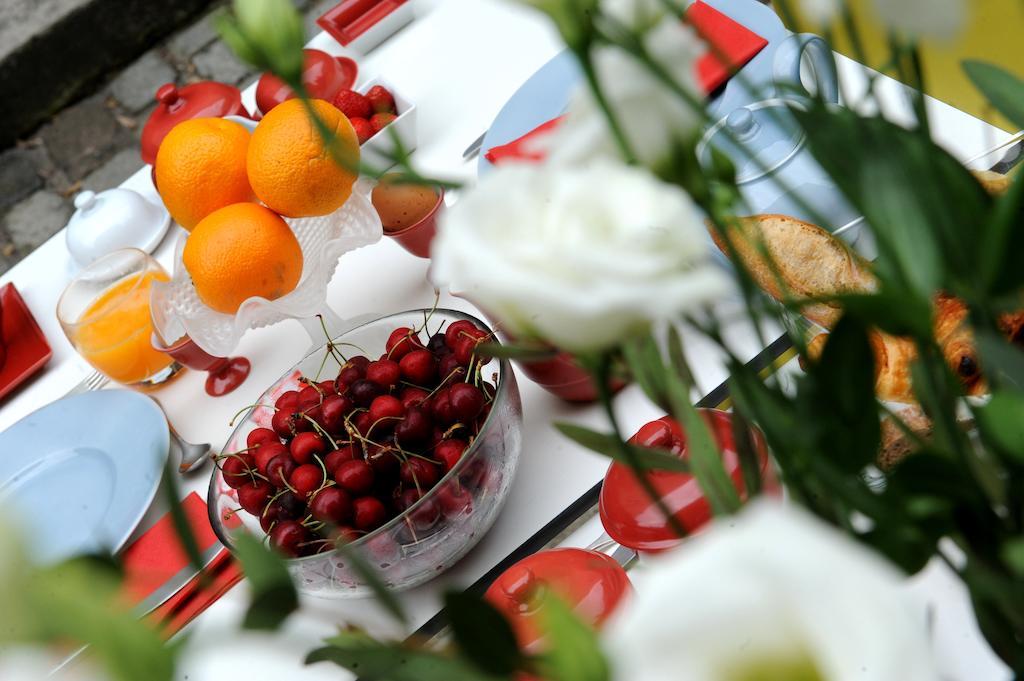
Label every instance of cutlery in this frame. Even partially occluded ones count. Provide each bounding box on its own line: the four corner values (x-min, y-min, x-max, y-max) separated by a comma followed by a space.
63, 369, 109, 397
148, 398, 213, 474
462, 131, 486, 160
134, 542, 225, 616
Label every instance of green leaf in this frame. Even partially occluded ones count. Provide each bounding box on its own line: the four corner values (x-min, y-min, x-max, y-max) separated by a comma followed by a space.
29, 558, 174, 681
792, 103, 991, 296
980, 169, 1024, 294
730, 409, 763, 497
666, 371, 741, 514
975, 390, 1024, 463
963, 60, 1024, 130
162, 461, 205, 574
833, 290, 932, 339
307, 637, 500, 681
444, 591, 522, 676
976, 329, 1024, 390
233, 533, 298, 630
622, 334, 669, 411
554, 421, 691, 473
333, 540, 409, 626
805, 315, 880, 473
666, 325, 696, 387
533, 594, 610, 681
1001, 537, 1024, 578
231, 0, 304, 81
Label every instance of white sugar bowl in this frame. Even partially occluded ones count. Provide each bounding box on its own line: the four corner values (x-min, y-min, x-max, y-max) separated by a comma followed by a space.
66, 189, 171, 268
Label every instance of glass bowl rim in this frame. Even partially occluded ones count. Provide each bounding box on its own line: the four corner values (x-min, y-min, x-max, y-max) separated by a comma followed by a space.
207, 307, 513, 562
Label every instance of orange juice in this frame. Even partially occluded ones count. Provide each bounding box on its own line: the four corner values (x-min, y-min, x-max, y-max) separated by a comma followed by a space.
72, 271, 173, 384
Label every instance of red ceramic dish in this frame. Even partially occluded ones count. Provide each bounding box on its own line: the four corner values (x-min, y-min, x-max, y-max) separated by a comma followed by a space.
255, 50, 357, 115
382, 187, 444, 259
513, 350, 627, 403
485, 547, 632, 651
0, 283, 52, 400
141, 82, 249, 165
599, 410, 777, 552
317, 0, 410, 46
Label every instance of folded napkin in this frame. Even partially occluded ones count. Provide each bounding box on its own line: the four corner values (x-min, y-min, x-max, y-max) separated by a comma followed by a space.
483, 1, 768, 165
120, 492, 243, 638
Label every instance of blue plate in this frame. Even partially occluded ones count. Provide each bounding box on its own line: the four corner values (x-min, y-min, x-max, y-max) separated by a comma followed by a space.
0, 390, 168, 564
478, 50, 579, 176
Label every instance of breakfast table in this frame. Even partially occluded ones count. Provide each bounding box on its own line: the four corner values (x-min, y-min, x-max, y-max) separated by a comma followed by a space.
0, 0, 1018, 678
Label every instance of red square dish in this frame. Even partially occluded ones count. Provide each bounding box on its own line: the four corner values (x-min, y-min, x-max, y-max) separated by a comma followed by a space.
0, 283, 52, 401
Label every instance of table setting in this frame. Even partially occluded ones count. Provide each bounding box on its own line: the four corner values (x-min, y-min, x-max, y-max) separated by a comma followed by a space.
0, 0, 1023, 679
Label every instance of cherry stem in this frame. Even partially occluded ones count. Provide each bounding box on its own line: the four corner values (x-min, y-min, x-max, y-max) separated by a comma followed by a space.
229, 402, 277, 427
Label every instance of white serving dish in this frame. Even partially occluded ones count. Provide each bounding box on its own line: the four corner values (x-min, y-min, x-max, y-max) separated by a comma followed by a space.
358, 76, 417, 170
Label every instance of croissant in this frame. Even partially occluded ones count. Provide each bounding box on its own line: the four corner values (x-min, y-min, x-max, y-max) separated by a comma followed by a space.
708, 214, 877, 329
807, 330, 919, 402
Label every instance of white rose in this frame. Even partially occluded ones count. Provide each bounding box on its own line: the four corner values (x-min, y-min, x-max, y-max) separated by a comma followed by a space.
871, 0, 965, 41
545, 17, 704, 169
604, 501, 939, 681
430, 162, 729, 352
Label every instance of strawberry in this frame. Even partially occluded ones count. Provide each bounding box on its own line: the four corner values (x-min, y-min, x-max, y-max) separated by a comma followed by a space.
332, 89, 372, 120
370, 112, 397, 134
349, 117, 374, 145
366, 85, 397, 115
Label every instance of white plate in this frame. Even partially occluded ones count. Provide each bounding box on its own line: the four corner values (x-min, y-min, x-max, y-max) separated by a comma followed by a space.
0, 390, 169, 564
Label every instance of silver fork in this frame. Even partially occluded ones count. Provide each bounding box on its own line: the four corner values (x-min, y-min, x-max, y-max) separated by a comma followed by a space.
64, 369, 109, 397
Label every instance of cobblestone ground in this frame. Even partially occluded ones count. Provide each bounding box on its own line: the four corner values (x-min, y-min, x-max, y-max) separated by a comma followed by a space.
0, 0, 335, 275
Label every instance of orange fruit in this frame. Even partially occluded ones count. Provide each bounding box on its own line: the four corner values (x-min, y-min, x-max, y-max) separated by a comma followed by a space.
247, 98, 359, 218
155, 118, 256, 231
183, 203, 303, 314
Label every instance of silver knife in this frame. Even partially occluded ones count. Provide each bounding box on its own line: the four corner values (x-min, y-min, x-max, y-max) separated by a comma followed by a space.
462, 132, 486, 161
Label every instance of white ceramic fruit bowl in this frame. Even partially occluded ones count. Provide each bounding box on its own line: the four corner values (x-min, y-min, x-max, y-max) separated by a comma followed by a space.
150, 176, 382, 357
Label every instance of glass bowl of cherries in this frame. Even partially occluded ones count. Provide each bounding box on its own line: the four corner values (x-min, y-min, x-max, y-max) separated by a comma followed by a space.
208, 309, 523, 596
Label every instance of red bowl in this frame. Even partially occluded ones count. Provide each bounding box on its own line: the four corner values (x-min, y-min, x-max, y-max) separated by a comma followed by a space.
599, 410, 777, 552
382, 186, 444, 259
255, 49, 358, 115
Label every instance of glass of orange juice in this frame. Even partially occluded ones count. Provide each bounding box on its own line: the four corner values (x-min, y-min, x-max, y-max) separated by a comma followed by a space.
58, 248, 182, 386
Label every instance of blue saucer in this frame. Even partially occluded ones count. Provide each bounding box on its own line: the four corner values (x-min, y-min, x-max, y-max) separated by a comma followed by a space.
0, 390, 169, 564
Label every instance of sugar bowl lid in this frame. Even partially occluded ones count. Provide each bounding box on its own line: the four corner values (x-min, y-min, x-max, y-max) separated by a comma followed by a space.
141, 81, 248, 165
697, 98, 806, 184
66, 189, 171, 268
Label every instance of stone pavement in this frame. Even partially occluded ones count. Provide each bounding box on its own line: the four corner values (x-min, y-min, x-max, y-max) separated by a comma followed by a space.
0, 0, 333, 275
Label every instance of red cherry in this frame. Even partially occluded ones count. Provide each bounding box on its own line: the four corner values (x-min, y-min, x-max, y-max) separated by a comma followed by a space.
399, 489, 441, 530
269, 491, 306, 521
454, 328, 489, 365
400, 349, 437, 385
290, 464, 325, 497
320, 394, 350, 435
352, 497, 388, 531
271, 409, 294, 438
366, 444, 401, 478
444, 320, 477, 349
318, 379, 337, 394
222, 452, 255, 489
290, 432, 326, 464
366, 359, 401, 388
386, 327, 423, 360
266, 454, 297, 488
338, 355, 370, 385
436, 439, 468, 472
349, 379, 385, 407
309, 487, 353, 524
255, 441, 288, 474
247, 427, 279, 449
449, 383, 485, 422
334, 459, 375, 494
395, 407, 432, 447
324, 444, 357, 471
400, 458, 440, 488
352, 411, 373, 436
275, 390, 300, 412
269, 520, 309, 557
438, 482, 473, 515
437, 354, 465, 386
369, 395, 405, 429
399, 386, 430, 409
297, 385, 322, 408
431, 388, 456, 426
237, 480, 273, 515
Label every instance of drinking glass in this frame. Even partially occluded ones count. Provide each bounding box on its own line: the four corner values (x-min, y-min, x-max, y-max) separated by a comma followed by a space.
58, 248, 181, 386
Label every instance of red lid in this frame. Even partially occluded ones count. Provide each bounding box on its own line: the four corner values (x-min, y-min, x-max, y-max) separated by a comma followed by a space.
484, 548, 632, 651
599, 410, 778, 552
255, 49, 358, 115
141, 81, 248, 165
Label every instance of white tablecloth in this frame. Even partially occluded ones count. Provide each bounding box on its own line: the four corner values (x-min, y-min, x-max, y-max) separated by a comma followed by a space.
0, 1, 1014, 678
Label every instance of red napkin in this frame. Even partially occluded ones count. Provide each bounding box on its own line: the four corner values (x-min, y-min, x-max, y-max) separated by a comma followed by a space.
120, 492, 243, 637
483, 1, 768, 166
484, 116, 565, 165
